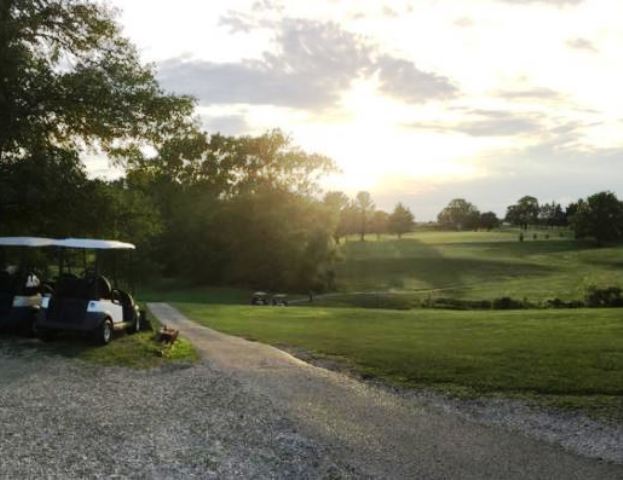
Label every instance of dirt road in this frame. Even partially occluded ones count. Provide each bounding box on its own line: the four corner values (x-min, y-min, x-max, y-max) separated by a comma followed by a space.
148, 302, 623, 480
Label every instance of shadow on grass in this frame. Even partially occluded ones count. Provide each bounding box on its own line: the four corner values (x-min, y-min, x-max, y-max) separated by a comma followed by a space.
336, 238, 558, 292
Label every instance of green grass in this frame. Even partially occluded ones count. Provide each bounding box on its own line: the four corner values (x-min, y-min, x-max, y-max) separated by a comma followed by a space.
331, 228, 623, 305
179, 303, 623, 419
0, 306, 198, 369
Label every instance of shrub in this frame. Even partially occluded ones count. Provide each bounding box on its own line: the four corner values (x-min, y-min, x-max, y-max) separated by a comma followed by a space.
585, 286, 623, 307
492, 296, 532, 309
519, 232, 524, 242
431, 297, 492, 310
544, 298, 585, 308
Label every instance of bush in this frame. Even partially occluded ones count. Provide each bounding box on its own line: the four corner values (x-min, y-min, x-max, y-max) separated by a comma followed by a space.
431, 297, 492, 310
492, 296, 533, 309
585, 286, 623, 307
544, 298, 585, 308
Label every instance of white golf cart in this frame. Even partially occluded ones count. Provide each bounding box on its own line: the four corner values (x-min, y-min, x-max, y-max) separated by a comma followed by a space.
0, 237, 56, 333
34, 238, 144, 345
0, 237, 55, 334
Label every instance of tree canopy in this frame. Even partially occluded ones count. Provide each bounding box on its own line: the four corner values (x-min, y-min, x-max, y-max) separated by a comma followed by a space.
0, 0, 194, 164
388, 203, 415, 238
437, 198, 479, 231
571, 191, 623, 243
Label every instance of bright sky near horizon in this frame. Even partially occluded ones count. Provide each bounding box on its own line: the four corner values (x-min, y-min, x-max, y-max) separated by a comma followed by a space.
98, 0, 623, 220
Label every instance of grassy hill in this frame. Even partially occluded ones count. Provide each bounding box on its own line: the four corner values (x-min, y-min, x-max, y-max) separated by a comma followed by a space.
331, 229, 623, 305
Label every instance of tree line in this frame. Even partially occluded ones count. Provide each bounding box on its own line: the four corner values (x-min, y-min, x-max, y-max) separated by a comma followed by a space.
322, 191, 415, 242
435, 193, 623, 244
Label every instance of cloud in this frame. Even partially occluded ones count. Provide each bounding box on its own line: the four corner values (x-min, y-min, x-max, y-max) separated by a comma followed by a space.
407, 109, 544, 137
566, 37, 598, 52
376, 56, 458, 103
382, 6, 398, 17
159, 18, 459, 110
497, 0, 584, 5
159, 19, 372, 110
454, 17, 474, 28
496, 87, 563, 101
201, 115, 250, 135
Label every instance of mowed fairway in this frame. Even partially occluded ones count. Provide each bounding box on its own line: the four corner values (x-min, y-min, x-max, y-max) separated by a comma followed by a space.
333, 230, 623, 303
178, 303, 623, 418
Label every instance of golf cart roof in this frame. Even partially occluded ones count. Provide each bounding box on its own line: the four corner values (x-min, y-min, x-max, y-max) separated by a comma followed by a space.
0, 237, 57, 247
54, 238, 136, 250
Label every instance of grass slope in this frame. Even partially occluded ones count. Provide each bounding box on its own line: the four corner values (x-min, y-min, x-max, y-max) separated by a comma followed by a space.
333, 229, 623, 304
179, 303, 623, 419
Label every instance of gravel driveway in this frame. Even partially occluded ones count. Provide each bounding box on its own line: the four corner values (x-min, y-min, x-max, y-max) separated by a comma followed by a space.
0, 338, 356, 478
149, 302, 623, 480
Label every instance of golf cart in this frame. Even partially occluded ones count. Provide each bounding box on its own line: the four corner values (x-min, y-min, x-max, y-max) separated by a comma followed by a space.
271, 294, 288, 306
0, 237, 55, 333
34, 238, 144, 345
251, 291, 269, 305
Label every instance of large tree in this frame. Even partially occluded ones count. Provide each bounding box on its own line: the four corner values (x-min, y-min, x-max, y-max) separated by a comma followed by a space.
478, 211, 500, 231
437, 199, 479, 230
323, 191, 350, 243
506, 196, 539, 230
0, 0, 193, 164
388, 203, 415, 238
571, 191, 623, 243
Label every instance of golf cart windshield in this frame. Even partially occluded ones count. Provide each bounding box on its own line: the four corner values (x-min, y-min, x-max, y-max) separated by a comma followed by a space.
52, 238, 136, 294
0, 237, 56, 293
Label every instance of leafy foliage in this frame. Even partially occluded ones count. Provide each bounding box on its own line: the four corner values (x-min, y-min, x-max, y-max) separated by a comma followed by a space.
437, 198, 479, 230
388, 203, 415, 238
505, 196, 539, 230
571, 191, 623, 243
0, 0, 193, 163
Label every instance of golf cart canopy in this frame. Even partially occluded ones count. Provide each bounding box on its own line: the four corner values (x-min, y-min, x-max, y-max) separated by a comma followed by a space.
0, 237, 56, 247
54, 238, 135, 250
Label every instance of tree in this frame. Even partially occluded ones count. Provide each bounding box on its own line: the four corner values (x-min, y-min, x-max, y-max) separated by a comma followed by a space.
506, 196, 539, 230
478, 211, 500, 231
538, 202, 566, 227
370, 210, 390, 240
0, 0, 194, 165
388, 203, 415, 238
571, 191, 623, 243
355, 191, 375, 241
323, 191, 350, 243
437, 199, 480, 230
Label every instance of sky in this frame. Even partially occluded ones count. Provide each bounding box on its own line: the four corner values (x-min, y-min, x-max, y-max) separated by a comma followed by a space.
99, 0, 623, 220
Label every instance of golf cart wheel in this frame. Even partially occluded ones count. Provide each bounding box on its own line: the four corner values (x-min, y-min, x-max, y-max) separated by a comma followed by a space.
94, 319, 113, 346
127, 313, 140, 335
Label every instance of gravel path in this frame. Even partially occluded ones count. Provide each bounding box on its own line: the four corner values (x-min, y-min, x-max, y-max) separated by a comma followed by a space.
0, 338, 357, 478
149, 302, 623, 480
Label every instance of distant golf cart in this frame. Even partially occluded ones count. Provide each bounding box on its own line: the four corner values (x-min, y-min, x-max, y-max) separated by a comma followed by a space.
251, 291, 269, 305
34, 238, 144, 345
251, 291, 288, 306
272, 294, 288, 306
0, 237, 55, 333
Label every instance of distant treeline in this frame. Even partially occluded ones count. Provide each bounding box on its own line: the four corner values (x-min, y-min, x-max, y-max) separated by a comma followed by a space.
324, 191, 623, 245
